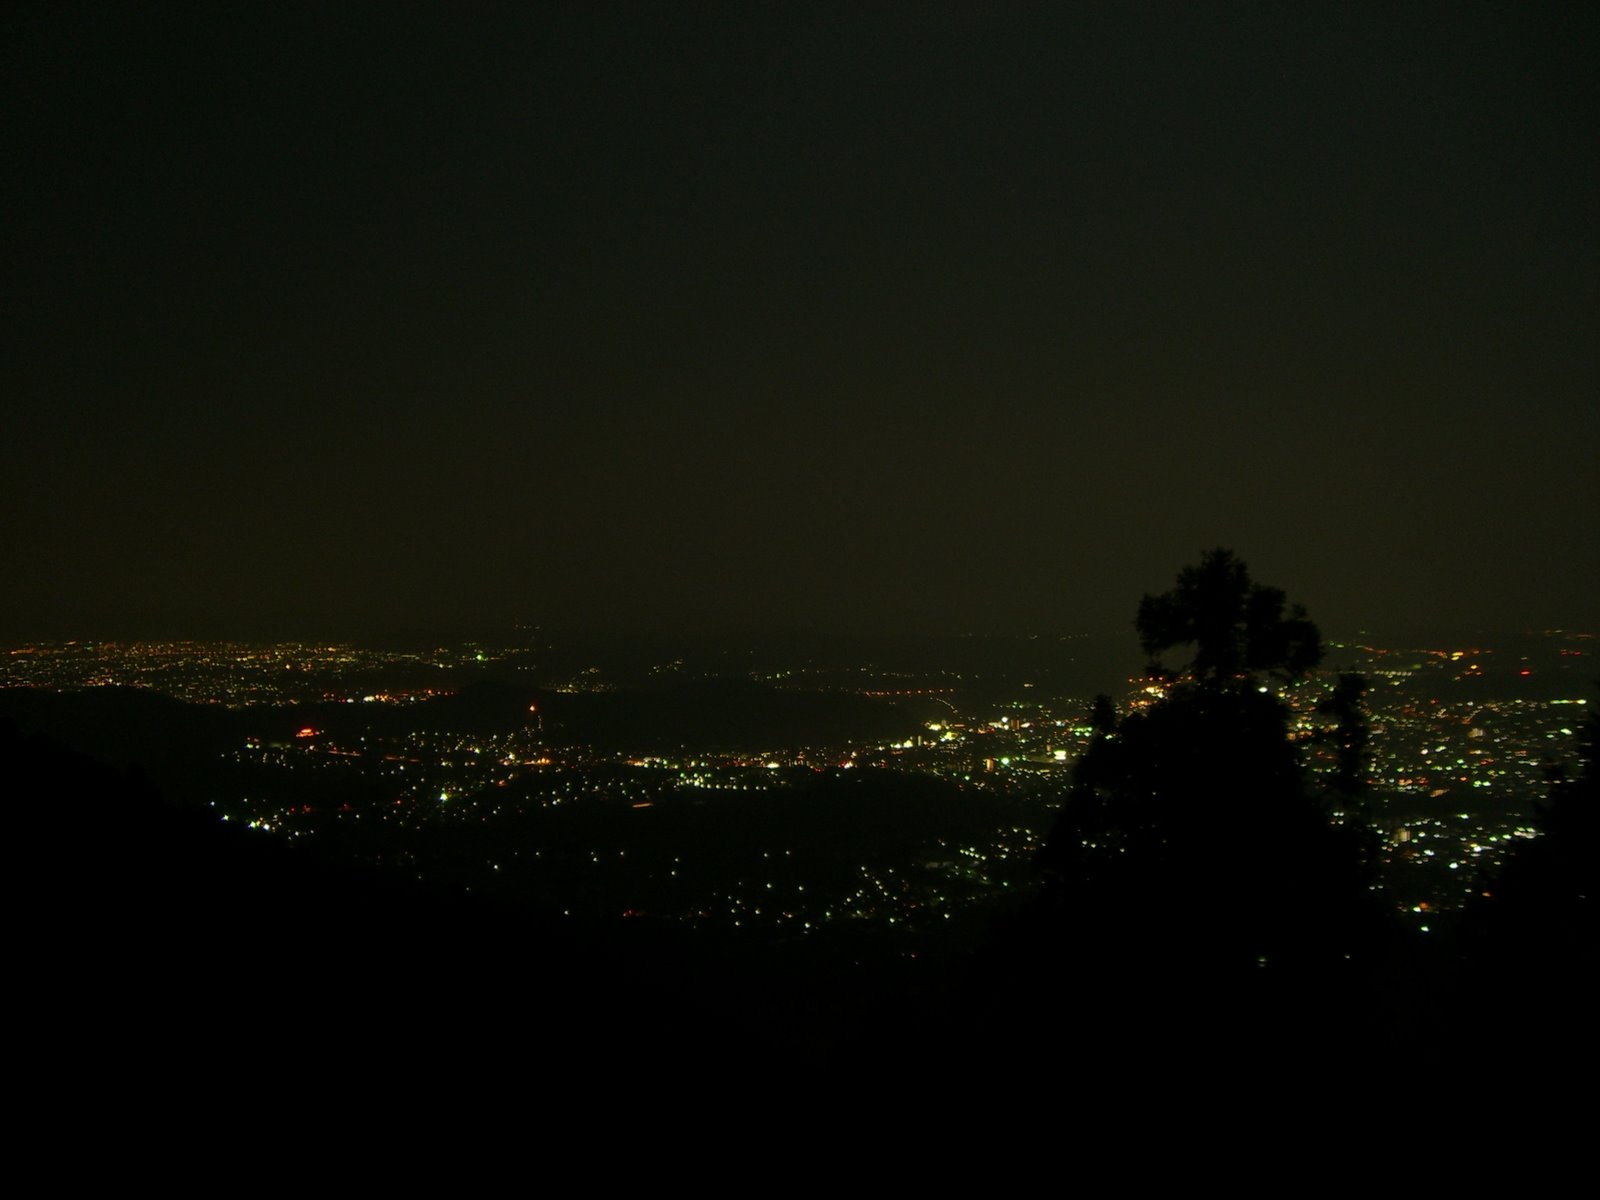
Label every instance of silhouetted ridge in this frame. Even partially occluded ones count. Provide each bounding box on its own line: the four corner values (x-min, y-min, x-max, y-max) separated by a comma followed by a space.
2, 717, 818, 1083
0, 676, 922, 758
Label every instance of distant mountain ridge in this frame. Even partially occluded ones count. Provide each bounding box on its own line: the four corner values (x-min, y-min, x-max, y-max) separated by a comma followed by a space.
0, 675, 926, 764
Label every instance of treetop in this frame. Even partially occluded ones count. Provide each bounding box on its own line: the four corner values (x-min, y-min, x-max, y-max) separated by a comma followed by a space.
1136, 548, 1322, 687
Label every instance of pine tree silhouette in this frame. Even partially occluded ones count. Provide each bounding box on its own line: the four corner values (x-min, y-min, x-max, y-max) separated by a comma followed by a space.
1023, 550, 1384, 1073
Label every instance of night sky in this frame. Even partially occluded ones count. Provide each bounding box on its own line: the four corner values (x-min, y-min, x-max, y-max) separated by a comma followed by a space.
4, 3, 1595, 643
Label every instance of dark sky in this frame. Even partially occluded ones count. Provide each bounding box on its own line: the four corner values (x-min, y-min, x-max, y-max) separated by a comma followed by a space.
4, 2, 1596, 642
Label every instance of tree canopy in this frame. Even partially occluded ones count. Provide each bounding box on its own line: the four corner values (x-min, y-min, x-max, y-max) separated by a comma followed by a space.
1024, 550, 1383, 1068
1136, 547, 1322, 687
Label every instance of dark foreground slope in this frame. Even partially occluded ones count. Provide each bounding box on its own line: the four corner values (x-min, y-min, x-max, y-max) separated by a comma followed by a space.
7, 717, 838, 1093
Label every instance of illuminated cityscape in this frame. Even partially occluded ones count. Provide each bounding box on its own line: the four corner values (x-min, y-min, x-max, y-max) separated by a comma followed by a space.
5, 629, 1589, 945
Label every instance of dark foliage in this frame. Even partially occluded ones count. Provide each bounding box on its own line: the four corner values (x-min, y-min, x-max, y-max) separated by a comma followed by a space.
1450, 687, 1598, 1066
1042, 684, 1381, 967
977, 552, 1386, 1078
1316, 672, 1371, 802
1137, 547, 1322, 686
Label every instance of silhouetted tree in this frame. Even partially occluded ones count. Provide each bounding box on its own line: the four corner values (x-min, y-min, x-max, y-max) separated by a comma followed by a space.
1027, 551, 1384, 1071
1136, 547, 1322, 687
1316, 671, 1371, 805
